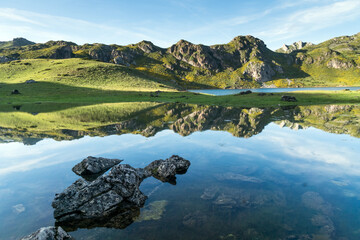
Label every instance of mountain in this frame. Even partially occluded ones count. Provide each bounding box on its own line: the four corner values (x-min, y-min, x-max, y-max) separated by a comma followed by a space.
0, 33, 359, 89
0, 37, 35, 49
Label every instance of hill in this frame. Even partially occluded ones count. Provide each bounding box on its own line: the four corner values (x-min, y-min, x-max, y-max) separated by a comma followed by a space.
0, 33, 359, 89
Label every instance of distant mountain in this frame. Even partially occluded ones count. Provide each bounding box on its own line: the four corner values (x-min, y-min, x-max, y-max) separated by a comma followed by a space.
0, 37, 35, 49
0, 33, 359, 89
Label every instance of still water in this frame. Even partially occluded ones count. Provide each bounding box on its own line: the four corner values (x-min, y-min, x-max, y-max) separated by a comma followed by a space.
189, 87, 360, 95
0, 103, 360, 239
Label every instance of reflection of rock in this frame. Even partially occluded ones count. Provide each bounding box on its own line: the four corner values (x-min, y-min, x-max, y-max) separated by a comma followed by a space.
20, 226, 73, 240
72, 156, 122, 181
183, 211, 208, 228
136, 200, 168, 222
53, 155, 190, 231
216, 172, 263, 183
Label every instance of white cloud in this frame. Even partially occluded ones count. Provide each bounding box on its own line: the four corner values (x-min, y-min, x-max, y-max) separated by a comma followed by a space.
257, 0, 360, 40
0, 8, 166, 46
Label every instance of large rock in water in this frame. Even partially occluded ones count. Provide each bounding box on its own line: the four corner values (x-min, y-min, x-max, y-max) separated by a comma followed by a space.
20, 226, 73, 240
72, 156, 122, 181
53, 155, 190, 231
144, 155, 191, 184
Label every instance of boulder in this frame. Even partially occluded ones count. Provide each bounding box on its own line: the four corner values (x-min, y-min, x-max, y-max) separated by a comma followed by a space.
144, 155, 191, 184
25, 80, 37, 84
11, 89, 20, 94
281, 95, 297, 102
20, 226, 73, 240
72, 156, 122, 181
52, 155, 190, 231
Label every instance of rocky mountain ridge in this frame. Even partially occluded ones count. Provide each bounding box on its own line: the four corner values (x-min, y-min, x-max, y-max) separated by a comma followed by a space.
0, 32, 359, 88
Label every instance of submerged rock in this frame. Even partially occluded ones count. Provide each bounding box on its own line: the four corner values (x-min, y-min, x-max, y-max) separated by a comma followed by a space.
183, 211, 208, 228
20, 226, 73, 240
53, 155, 190, 231
136, 200, 168, 222
72, 156, 122, 181
201, 187, 219, 200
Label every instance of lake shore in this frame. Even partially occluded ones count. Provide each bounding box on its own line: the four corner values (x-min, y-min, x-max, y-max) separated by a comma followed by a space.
1, 81, 360, 109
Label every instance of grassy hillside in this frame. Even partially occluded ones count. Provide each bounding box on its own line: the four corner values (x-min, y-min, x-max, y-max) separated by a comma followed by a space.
0, 58, 178, 91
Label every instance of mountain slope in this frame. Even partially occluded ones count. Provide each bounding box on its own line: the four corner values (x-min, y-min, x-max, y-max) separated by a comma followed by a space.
0, 33, 360, 89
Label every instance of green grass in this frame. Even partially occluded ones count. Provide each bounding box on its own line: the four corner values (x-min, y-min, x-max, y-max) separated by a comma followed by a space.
0, 58, 178, 91
1, 79, 359, 108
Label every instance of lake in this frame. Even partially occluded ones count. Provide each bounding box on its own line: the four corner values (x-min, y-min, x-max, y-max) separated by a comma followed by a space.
189, 87, 360, 95
1, 103, 360, 239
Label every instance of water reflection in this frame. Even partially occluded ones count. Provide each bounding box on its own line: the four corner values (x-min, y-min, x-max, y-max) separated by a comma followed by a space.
0, 103, 359, 145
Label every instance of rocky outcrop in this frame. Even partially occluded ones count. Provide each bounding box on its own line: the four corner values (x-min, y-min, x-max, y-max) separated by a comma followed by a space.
20, 226, 73, 240
326, 58, 354, 69
0, 56, 13, 63
278, 41, 313, 53
243, 61, 275, 82
168, 40, 220, 70
72, 156, 123, 181
52, 155, 190, 231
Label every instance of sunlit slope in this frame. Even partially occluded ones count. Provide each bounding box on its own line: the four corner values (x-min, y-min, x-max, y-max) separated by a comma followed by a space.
0, 58, 178, 91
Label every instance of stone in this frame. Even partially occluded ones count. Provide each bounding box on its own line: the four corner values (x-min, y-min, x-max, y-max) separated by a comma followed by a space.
20, 226, 73, 240
183, 211, 208, 228
144, 155, 191, 184
25, 80, 37, 84
281, 95, 297, 102
11, 89, 20, 94
72, 156, 122, 181
52, 155, 190, 231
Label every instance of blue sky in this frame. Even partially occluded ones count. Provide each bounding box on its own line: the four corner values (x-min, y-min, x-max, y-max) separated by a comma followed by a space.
0, 0, 359, 50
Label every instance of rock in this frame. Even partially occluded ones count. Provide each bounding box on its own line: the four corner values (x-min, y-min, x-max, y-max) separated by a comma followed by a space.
72, 156, 122, 181
238, 90, 252, 95
0, 56, 14, 63
213, 194, 237, 208
278, 41, 313, 53
144, 155, 191, 184
201, 187, 218, 200
183, 211, 208, 228
243, 61, 275, 82
301, 191, 333, 215
20, 226, 73, 240
135, 200, 168, 222
281, 95, 297, 102
11, 89, 20, 94
215, 172, 263, 183
25, 80, 37, 84
52, 155, 190, 231
327, 58, 354, 69
258, 93, 266, 96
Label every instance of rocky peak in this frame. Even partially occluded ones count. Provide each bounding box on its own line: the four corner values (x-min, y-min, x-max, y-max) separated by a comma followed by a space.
228, 35, 267, 51
136, 40, 161, 53
12, 37, 35, 47
278, 41, 313, 53
168, 40, 220, 70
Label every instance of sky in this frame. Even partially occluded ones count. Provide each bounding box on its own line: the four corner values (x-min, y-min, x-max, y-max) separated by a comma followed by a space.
0, 0, 359, 50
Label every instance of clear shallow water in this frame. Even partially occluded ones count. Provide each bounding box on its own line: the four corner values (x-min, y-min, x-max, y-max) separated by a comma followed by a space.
189, 87, 360, 95
0, 103, 360, 239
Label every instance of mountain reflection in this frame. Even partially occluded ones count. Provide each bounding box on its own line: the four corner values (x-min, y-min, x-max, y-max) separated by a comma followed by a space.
0, 103, 359, 144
